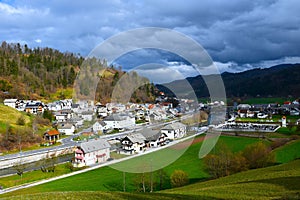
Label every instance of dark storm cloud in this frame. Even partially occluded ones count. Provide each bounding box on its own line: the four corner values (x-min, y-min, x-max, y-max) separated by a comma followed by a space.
0, 0, 299, 75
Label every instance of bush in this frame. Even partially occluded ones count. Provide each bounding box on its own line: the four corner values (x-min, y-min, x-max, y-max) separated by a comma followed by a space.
204, 145, 248, 178
242, 142, 275, 169
16, 116, 25, 126
170, 170, 189, 188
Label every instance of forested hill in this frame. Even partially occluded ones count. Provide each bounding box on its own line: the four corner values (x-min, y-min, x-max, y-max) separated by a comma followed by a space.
157, 63, 300, 98
0, 42, 155, 103
0, 41, 83, 99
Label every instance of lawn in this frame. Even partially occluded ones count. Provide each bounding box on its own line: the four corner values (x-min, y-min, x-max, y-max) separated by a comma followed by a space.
0, 163, 72, 189
0, 135, 262, 197
274, 140, 300, 163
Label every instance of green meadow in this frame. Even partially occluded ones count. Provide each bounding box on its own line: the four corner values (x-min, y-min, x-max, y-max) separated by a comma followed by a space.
0, 135, 261, 196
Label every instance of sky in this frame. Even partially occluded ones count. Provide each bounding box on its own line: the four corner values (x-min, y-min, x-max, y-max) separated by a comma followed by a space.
0, 0, 300, 83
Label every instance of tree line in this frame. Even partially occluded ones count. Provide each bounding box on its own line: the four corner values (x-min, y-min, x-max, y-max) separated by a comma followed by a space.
0, 41, 83, 99
204, 141, 275, 178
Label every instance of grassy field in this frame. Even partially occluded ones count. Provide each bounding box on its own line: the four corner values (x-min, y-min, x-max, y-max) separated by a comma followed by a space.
0, 163, 72, 188
0, 104, 32, 132
0, 135, 262, 197
2, 159, 300, 200
161, 159, 300, 199
274, 140, 300, 163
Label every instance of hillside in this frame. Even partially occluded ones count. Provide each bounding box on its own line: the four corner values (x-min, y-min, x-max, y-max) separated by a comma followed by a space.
2, 159, 299, 199
161, 159, 300, 199
157, 63, 300, 98
0, 42, 155, 103
0, 103, 52, 152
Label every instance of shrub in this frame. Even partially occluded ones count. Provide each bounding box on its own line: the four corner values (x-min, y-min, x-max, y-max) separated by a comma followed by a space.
16, 116, 25, 126
170, 170, 189, 188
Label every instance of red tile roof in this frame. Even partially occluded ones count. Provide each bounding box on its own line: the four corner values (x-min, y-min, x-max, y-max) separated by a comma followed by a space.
46, 129, 60, 136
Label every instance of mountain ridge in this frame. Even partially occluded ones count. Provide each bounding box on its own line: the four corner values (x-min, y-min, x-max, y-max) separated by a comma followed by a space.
157, 63, 300, 98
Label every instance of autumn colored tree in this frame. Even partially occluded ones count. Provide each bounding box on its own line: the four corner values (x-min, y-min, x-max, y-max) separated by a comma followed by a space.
242, 142, 275, 169
204, 143, 248, 178
170, 170, 189, 188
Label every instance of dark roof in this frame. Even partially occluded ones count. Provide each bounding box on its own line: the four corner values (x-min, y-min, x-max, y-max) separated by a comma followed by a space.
104, 113, 132, 121
72, 104, 80, 108
140, 128, 164, 141
122, 133, 146, 144
82, 111, 94, 115
57, 123, 74, 129
80, 139, 111, 153
162, 122, 186, 130
25, 102, 43, 108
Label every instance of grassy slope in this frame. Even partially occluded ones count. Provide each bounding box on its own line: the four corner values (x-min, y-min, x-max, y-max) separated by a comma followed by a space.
2, 160, 300, 200
0, 104, 31, 132
161, 159, 300, 200
0, 136, 261, 197
274, 140, 300, 163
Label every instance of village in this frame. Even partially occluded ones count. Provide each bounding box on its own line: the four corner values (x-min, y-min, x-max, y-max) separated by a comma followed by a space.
1, 95, 299, 170
2, 92, 201, 169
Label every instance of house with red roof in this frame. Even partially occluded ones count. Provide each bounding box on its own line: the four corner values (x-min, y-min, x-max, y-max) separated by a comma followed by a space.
43, 129, 60, 141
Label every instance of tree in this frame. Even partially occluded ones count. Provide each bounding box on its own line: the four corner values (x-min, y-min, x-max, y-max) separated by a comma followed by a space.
204, 143, 248, 178
13, 160, 27, 182
170, 170, 189, 188
43, 110, 54, 122
204, 143, 233, 178
242, 142, 275, 169
39, 153, 58, 173
157, 169, 169, 190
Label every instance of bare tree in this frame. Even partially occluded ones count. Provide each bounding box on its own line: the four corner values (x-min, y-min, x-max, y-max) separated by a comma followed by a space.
13, 160, 27, 183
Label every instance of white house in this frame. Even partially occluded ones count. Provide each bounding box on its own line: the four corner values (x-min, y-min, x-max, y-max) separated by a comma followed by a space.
120, 133, 146, 154
81, 111, 94, 121
3, 99, 18, 108
103, 113, 135, 129
55, 113, 68, 122
161, 122, 186, 140
141, 128, 168, 148
92, 121, 107, 133
96, 105, 108, 117
73, 139, 111, 167
57, 123, 75, 135
24, 101, 45, 114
